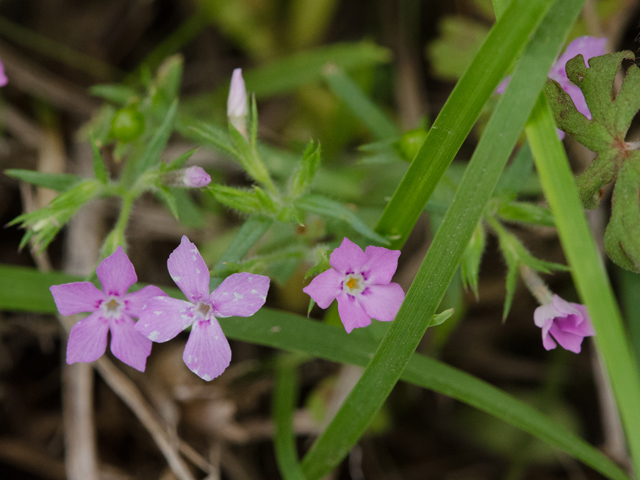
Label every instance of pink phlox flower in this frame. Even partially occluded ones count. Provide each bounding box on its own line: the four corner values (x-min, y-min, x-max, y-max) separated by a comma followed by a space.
135, 236, 270, 381
183, 166, 211, 188
497, 36, 607, 136
534, 294, 595, 353
303, 237, 405, 333
50, 246, 166, 371
0, 59, 7, 87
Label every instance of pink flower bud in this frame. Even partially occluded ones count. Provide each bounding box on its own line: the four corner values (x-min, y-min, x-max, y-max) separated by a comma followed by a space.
0, 59, 7, 87
227, 68, 248, 136
183, 166, 211, 188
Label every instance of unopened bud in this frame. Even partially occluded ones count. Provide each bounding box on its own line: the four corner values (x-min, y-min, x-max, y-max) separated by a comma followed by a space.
183, 166, 211, 188
227, 68, 248, 137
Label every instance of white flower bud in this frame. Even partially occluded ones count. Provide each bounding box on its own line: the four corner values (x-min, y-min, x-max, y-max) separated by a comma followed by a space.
227, 68, 248, 137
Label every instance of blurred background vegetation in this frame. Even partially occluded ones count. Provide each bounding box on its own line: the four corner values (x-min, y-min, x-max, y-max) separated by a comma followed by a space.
1, 0, 640, 479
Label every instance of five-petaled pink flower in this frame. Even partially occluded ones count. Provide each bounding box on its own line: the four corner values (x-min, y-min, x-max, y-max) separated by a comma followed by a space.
303, 237, 405, 333
534, 295, 595, 353
498, 36, 606, 122
50, 247, 166, 371
0, 59, 7, 87
135, 236, 270, 381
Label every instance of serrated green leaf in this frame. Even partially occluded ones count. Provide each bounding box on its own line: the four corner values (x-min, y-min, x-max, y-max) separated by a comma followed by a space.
207, 184, 264, 215
289, 141, 322, 198
497, 201, 555, 227
90, 135, 108, 183
5, 169, 82, 192
295, 194, 390, 246
461, 220, 486, 299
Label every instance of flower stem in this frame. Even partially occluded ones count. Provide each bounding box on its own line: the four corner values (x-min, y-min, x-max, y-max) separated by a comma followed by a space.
519, 264, 554, 305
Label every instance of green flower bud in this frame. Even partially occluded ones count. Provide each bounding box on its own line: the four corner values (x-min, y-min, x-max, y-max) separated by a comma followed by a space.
111, 106, 145, 143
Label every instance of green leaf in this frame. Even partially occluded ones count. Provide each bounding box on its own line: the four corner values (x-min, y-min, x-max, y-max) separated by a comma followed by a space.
495, 141, 535, 195
497, 201, 555, 227
295, 194, 390, 246
323, 66, 400, 140
165, 148, 197, 171
155, 186, 180, 220
301, 0, 584, 476
171, 188, 205, 228
89, 84, 139, 105
212, 216, 273, 270
526, 92, 640, 477
273, 358, 306, 480
545, 50, 640, 271
133, 99, 178, 179
375, 0, 557, 249
187, 122, 238, 158
461, 220, 486, 299
0, 264, 630, 480
426, 16, 490, 81
206, 184, 273, 216
90, 135, 108, 183
182, 42, 391, 116
154, 55, 183, 103
431, 308, 455, 327
289, 141, 322, 198
5, 169, 82, 192
10, 180, 103, 251
228, 123, 277, 191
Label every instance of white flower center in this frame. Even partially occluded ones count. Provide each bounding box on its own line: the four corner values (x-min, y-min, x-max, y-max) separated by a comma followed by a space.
195, 301, 213, 321
343, 273, 365, 295
100, 296, 124, 319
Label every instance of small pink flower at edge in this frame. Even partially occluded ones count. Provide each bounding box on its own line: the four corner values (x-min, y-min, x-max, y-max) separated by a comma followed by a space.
183, 166, 211, 188
0, 59, 6, 87
496, 36, 607, 134
135, 236, 270, 381
50, 247, 167, 371
303, 237, 405, 333
534, 294, 595, 353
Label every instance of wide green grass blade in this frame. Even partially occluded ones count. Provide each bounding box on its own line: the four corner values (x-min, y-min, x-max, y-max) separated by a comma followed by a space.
0, 264, 628, 480
273, 358, 306, 480
323, 66, 400, 140
375, 0, 556, 249
525, 94, 640, 475
300, 0, 584, 477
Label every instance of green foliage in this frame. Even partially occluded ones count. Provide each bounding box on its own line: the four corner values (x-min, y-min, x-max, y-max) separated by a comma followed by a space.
288, 141, 322, 198
111, 106, 146, 143
90, 135, 109, 183
207, 184, 275, 216
5, 170, 82, 192
132, 99, 178, 180
545, 50, 640, 271
496, 201, 555, 227
10, 180, 103, 251
461, 220, 486, 299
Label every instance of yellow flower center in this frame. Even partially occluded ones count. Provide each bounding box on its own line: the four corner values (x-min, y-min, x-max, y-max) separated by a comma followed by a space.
343, 273, 365, 295
345, 277, 358, 290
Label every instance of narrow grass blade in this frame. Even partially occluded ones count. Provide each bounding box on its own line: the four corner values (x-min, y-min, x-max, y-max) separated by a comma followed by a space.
324, 66, 400, 140
375, 0, 556, 249
526, 94, 640, 475
301, 1, 584, 477
0, 265, 628, 480
273, 358, 306, 480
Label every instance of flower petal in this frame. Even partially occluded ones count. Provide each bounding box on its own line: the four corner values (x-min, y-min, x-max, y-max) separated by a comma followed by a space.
50, 282, 104, 315
183, 319, 231, 381
96, 246, 137, 297
549, 36, 607, 83
541, 325, 558, 351
66, 312, 109, 364
109, 315, 152, 372
303, 268, 343, 309
361, 246, 401, 285
336, 292, 371, 333
496, 76, 510, 94
549, 323, 586, 353
168, 236, 210, 302
136, 296, 195, 342
210, 273, 269, 317
358, 283, 405, 322
330, 237, 367, 275
533, 303, 559, 328
124, 285, 167, 318
0, 60, 7, 87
